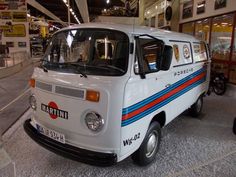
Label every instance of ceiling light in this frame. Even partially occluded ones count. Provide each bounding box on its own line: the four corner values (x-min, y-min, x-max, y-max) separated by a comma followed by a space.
197, 4, 204, 8
61, 0, 81, 24
106, 0, 110, 4
221, 22, 228, 25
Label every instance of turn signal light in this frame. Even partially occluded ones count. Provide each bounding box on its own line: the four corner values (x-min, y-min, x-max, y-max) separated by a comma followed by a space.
86, 90, 100, 102
29, 78, 35, 88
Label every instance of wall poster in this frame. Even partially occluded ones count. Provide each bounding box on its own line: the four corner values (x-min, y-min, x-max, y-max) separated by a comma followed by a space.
4, 24, 25, 37
12, 11, 26, 22
1, 11, 11, 19
0, 0, 29, 52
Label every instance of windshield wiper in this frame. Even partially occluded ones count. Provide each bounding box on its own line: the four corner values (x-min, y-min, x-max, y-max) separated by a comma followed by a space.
42, 61, 87, 78
64, 63, 87, 78
39, 59, 48, 72
97, 64, 125, 73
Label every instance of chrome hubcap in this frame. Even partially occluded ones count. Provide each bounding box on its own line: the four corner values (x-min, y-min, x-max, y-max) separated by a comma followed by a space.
146, 130, 158, 158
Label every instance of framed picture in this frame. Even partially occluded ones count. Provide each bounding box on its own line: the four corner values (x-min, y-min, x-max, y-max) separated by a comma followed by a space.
182, 0, 193, 19
158, 13, 164, 27
215, 0, 227, 10
150, 16, 155, 27
144, 18, 149, 26
197, 0, 206, 14
18, 41, 26, 47
6, 41, 14, 47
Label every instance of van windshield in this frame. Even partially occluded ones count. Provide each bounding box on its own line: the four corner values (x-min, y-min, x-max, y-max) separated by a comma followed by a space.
42, 29, 129, 76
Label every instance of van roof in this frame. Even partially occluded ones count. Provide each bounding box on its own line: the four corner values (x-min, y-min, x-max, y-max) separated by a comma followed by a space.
60, 22, 199, 42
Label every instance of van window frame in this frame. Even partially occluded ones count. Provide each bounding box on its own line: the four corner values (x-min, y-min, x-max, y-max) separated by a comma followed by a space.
134, 36, 164, 76
192, 41, 209, 63
170, 40, 194, 68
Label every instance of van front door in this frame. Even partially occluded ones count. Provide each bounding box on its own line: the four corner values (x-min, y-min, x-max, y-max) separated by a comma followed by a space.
120, 36, 172, 157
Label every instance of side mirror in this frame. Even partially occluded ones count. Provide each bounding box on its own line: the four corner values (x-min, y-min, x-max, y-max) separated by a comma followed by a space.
159, 45, 172, 71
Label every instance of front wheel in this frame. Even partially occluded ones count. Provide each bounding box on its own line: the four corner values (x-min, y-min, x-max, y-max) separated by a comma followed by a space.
189, 96, 203, 117
131, 122, 161, 166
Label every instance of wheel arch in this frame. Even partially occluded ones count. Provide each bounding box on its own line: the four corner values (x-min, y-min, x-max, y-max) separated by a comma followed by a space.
151, 111, 166, 128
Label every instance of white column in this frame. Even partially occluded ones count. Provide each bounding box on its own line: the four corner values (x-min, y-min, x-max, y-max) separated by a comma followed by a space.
75, 0, 89, 23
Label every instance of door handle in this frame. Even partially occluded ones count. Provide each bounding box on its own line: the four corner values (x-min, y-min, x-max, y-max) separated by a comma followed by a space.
165, 84, 171, 88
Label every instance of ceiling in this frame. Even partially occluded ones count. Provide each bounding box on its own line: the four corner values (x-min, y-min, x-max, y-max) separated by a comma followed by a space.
28, 0, 82, 24
27, 0, 126, 25
87, 0, 124, 16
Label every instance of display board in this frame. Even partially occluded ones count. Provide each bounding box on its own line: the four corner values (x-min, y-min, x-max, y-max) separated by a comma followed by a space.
0, 0, 29, 53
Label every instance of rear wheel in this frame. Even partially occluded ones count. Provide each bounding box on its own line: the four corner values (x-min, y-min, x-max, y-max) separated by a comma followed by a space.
131, 121, 161, 166
190, 96, 203, 117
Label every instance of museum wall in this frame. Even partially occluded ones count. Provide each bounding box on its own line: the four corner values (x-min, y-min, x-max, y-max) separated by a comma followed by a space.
180, 0, 236, 24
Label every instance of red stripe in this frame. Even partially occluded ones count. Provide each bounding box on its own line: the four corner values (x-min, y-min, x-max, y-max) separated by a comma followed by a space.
122, 72, 206, 121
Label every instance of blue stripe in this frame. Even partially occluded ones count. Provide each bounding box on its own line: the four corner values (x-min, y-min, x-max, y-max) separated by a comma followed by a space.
122, 67, 205, 115
121, 78, 206, 127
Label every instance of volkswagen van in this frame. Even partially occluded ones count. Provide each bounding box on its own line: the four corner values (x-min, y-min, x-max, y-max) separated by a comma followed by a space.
24, 23, 210, 166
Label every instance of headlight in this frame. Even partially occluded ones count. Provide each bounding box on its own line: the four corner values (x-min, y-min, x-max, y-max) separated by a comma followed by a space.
85, 112, 104, 132
29, 95, 37, 110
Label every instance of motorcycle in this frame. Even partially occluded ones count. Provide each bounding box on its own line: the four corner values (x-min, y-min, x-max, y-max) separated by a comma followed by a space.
208, 71, 227, 95
233, 117, 236, 135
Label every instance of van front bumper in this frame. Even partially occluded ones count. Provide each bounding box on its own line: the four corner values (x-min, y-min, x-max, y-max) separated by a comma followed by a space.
23, 119, 117, 166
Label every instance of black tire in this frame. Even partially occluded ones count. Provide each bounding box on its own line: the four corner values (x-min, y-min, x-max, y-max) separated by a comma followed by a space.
213, 79, 226, 95
233, 117, 236, 135
131, 121, 161, 166
190, 96, 203, 117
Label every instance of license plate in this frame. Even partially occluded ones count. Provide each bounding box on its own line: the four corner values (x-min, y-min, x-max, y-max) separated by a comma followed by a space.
36, 124, 65, 144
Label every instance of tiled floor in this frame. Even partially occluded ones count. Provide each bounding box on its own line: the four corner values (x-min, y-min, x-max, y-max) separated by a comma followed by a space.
1, 95, 236, 177
0, 65, 33, 135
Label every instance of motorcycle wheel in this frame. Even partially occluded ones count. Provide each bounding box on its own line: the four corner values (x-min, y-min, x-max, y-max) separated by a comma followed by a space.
213, 79, 226, 95
233, 117, 236, 135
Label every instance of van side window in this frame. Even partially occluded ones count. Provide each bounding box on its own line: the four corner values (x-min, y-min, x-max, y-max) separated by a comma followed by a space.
193, 42, 208, 62
171, 41, 193, 67
135, 38, 163, 73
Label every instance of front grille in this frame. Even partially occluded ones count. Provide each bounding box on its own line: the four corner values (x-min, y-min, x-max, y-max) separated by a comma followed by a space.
36, 81, 52, 92
55, 86, 85, 99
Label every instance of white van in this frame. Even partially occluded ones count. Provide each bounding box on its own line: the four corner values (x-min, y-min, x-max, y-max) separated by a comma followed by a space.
24, 23, 210, 166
